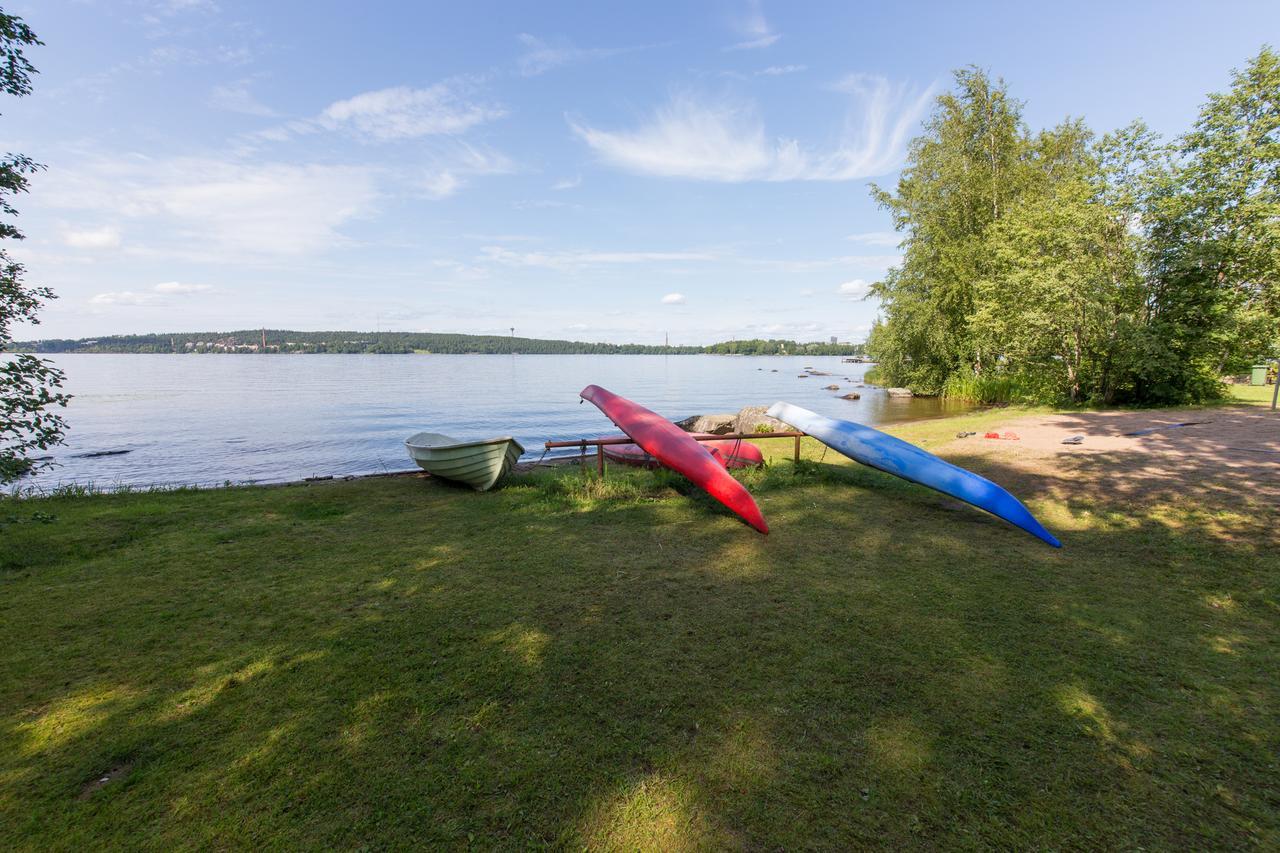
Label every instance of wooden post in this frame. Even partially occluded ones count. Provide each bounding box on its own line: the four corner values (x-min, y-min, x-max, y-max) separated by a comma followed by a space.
794, 434, 801, 462
596, 444, 605, 477
1272, 359, 1279, 411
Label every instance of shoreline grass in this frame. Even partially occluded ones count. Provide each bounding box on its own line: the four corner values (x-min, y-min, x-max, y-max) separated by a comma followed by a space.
2, 405, 1276, 848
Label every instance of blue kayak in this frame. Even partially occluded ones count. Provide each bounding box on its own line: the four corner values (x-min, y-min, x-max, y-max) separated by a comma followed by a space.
767, 402, 1061, 548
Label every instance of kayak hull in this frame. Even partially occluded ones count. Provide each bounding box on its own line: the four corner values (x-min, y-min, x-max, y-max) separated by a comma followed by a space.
767, 402, 1060, 547
602, 434, 765, 470
581, 385, 769, 534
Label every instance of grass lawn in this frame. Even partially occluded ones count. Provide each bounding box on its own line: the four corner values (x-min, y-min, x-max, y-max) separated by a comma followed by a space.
1228, 382, 1277, 405
2, 407, 1276, 848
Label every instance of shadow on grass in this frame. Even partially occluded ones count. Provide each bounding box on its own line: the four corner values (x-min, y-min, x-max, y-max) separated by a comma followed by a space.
0, 454, 1276, 848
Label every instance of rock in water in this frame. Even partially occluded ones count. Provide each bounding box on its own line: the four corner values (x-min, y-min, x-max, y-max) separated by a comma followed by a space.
823, 384, 839, 390
840, 392, 861, 400
734, 405, 794, 434
674, 413, 736, 434
886, 387, 914, 398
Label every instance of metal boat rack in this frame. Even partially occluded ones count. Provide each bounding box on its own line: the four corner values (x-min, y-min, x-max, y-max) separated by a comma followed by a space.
543, 431, 807, 476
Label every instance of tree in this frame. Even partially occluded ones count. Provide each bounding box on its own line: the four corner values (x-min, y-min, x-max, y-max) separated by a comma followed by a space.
0, 11, 66, 483
1123, 46, 1280, 403
972, 122, 1143, 403
867, 68, 1032, 393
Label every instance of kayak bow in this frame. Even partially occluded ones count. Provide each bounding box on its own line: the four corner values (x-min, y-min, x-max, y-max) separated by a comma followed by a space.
767, 402, 1060, 547
581, 385, 769, 534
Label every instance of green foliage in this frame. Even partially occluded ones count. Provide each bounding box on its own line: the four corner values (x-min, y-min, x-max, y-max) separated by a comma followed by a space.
939, 371, 1032, 405
0, 11, 66, 484
867, 67, 1032, 394
868, 48, 1280, 406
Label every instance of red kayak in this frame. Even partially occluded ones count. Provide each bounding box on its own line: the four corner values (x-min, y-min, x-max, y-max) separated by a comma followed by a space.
602, 434, 765, 470
580, 385, 769, 534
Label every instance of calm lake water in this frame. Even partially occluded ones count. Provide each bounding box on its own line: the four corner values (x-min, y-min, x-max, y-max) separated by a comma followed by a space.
20, 354, 973, 488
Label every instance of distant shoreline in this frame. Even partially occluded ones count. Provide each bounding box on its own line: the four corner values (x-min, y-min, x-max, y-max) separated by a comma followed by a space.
8, 330, 867, 358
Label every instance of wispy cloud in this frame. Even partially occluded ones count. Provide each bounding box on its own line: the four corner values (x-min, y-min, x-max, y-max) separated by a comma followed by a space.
725, 0, 780, 50
153, 281, 214, 294
43, 157, 380, 257
551, 175, 581, 190
571, 76, 933, 182
516, 34, 646, 77
846, 230, 901, 247
757, 64, 805, 76
838, 279, 871, 300
320, 81, 505, 141
661, 292, 686, 305
481, 246, 717, 273
210, 79, 278, 117
62, 226, 122, 250
747, 253, 902, 273
91, 281, 213, 306
149, 0, 219, 17
418, 144, 515, 199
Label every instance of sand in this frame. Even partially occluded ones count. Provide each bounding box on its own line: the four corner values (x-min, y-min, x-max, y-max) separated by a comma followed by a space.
939, 404, 1280, 507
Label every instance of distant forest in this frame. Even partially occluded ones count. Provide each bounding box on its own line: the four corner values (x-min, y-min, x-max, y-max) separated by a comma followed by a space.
11, 330, 867, 357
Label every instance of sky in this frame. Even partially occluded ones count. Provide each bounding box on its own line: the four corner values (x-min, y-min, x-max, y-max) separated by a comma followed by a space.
4, 0, 1278, 345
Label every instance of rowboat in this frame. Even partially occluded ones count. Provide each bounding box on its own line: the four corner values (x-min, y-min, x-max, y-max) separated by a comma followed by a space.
766, 402, 1060, 547
404, 432, 524, 491
581, 385, 768, 534
602, 433, 765, 469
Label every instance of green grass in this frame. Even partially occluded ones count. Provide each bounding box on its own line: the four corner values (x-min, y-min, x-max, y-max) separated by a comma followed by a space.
1228, 382, 1277, 405
1, 411, 1277, 848
940, 371, 1032, 404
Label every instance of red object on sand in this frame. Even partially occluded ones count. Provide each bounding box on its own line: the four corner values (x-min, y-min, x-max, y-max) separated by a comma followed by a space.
602, 433, 765, 470
580, 385, 769, 534
983, 431, 1021, 440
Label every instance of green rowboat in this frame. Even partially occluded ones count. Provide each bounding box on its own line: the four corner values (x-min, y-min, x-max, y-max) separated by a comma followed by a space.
404, 432, 524, 491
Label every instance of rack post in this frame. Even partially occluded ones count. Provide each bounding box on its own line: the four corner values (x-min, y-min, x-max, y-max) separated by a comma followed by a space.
597, 444, 605, 477
794, 434, 801, 462
1272, 359, 1279, 411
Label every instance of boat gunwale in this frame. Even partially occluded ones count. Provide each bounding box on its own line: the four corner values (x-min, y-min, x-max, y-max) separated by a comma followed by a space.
404, 434, 525, 454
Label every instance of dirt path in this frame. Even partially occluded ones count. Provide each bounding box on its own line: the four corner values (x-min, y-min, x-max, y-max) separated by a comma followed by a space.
939, 404, 1280, 508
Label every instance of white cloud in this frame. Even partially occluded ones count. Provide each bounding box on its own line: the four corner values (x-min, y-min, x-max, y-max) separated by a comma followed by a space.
90, 281, 213, 306
726, 0, 780, 50
152, 0, 218, 15
63, 226, 121, 249
661, 292, 687, 305
846, 231, 900, 247
319, 82, 504, 141
757, 65, 805, 76
481, 246, 716, 273
90, 291, 158, 306
551, 175, 581, 190
838, 279, 871, 300
516, 34, 639, 77
153, 281, 213, 294
43, 157, 379, 257
418, 144, 514, 199
210, 80, 278, 117
421, 171, 461, 200
571, 77, 933, 182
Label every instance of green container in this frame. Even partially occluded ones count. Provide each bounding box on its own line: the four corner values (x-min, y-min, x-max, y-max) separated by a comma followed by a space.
1252, 365, 1269, 386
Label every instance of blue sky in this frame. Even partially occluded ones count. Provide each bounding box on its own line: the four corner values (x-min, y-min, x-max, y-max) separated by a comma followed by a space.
6, 0, 1277, 344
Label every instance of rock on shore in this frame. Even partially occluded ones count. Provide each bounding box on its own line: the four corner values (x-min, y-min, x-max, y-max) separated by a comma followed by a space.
674, 413, 736, 434
734, 405, 795, 434
887, 387, 914, 398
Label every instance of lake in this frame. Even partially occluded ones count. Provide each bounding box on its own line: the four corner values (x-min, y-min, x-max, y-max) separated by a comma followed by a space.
18, 354, 972, 488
